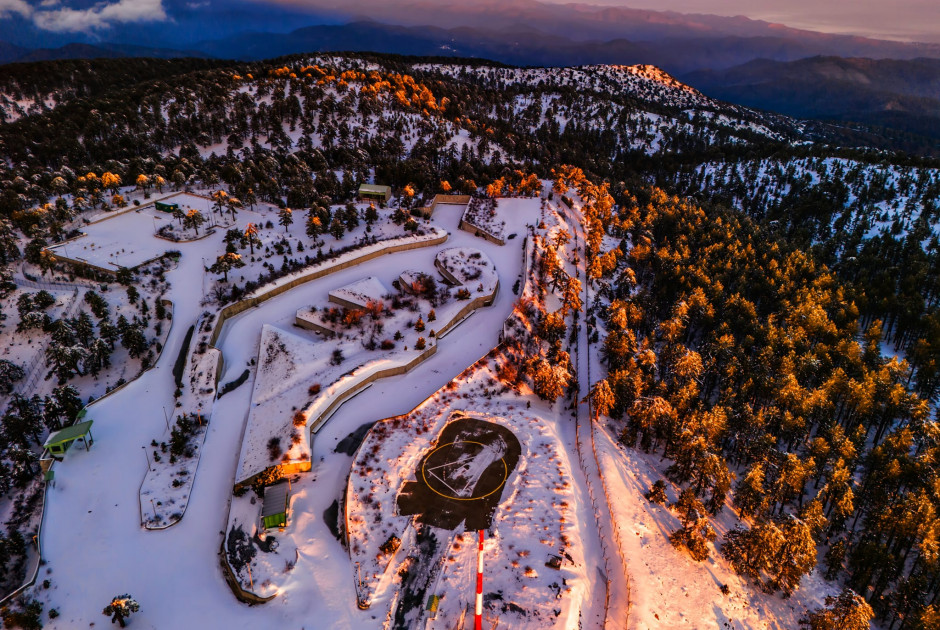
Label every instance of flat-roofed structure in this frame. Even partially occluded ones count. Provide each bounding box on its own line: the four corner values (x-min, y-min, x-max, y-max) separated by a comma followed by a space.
44, 420, 94, 456
358, 184, 391, 203
261, 482, 290, 529
328, 276, 388, 310
154, 201, 179, 213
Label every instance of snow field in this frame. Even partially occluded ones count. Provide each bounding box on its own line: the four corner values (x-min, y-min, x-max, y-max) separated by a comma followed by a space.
346, 365, 590, 629
594, 426, 838, 630
49, 193, 228, 270
234, 245, 498, 486
430, 407, 588, 630
34, 195, 538, 628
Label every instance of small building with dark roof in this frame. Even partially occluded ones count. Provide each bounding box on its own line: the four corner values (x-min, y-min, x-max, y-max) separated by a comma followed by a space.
261, 481, 291, 529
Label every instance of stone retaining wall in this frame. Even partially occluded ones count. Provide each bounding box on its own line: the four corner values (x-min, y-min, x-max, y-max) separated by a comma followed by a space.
458, 217, 505, 246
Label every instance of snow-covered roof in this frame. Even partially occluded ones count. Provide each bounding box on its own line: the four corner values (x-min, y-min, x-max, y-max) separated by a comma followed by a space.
359, 184, 390, 194
328, 276, 388, 309
435, 247, 498, 293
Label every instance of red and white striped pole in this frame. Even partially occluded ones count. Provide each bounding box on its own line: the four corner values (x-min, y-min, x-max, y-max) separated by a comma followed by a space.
474, 529, 484, 630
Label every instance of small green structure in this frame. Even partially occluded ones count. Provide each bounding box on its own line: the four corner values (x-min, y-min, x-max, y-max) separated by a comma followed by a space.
43, 419, 94, 456
261, 481, 290, 529
155, 201, 179, 213
358, 184, 391, 203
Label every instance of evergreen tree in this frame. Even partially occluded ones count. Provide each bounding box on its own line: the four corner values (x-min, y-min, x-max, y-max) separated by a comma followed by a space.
329, 216, 346, 240
306, 215, 323, 242
586, 379, 614, 422
73, 311, 95, 347
670, 489, 716, 561
3, 394, 44, 446
531, 358, 568, 402
823, 537, 848, 581
342, 203, 360, 231
103, 594, 139, 628
243, 223, 261, 255
364, 203, 378, 226
120, 324, 148, 359
801, 589, 873, 630
183, 209, 206, 235
278, 207, 293, 232
210, 252, 245, 283
0, 359, 24, 394
774, 516, 817, 596
87, 338, 113, 375
735, 463, 768, 519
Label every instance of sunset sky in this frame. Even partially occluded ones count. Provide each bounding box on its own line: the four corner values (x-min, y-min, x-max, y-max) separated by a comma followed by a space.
576, 0, 940, 42
1, 0, 937, 43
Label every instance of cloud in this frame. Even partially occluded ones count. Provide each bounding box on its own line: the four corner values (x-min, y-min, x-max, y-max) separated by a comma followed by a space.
0, 0, 33, 19
4, 0, 168, 33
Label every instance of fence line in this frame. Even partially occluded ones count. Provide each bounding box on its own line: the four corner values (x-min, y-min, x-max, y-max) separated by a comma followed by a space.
0, 481, 47, 607
15, 242, 97, 290
13, 271, 97, 292
562, 200, 631, 630
561, 206, 611, 630
581, 217, 631, 630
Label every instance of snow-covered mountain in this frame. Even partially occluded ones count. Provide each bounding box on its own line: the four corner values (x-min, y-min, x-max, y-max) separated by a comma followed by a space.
1, 51, 940, 630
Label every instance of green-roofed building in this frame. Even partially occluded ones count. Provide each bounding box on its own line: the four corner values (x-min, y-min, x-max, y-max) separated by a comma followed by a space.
155, 201, 179, 213
358, 184, 391, 203
261, 482, 291, 529
43, 420, 94, 456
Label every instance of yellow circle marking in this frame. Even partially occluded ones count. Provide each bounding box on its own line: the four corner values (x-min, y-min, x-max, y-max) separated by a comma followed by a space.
421, 440, 509, 501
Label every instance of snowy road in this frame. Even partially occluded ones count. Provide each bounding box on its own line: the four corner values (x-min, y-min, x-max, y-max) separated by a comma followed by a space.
561, 200, 632, 629
38, 201, 540, 628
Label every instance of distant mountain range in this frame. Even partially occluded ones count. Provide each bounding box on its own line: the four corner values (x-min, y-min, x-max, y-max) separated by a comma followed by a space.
3, 0, 940, 69
4, 19, 939, 71
2, 0, 940, 148
4, 43, 208, 64
685, 57, 940, 140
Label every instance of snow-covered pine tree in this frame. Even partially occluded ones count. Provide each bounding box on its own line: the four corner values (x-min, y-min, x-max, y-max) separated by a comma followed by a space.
102, 594, 140, 628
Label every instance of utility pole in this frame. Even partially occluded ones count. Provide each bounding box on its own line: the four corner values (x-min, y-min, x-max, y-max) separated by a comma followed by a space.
475, 529, 484, 630
162, 406, 171, 432
142, 446, 152, 471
